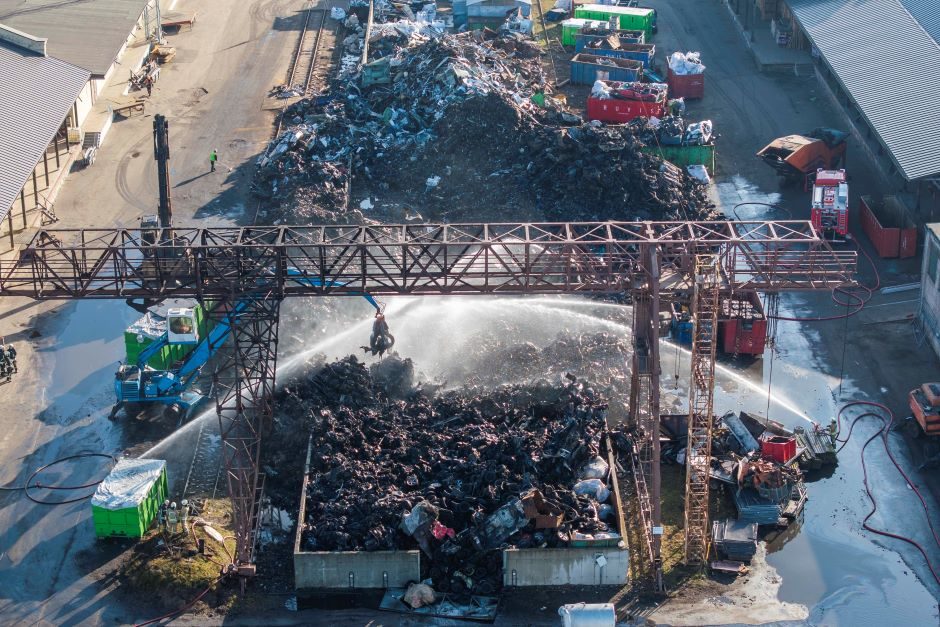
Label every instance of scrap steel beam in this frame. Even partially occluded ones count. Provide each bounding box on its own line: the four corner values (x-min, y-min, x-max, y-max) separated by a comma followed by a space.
0, 221, 856, 299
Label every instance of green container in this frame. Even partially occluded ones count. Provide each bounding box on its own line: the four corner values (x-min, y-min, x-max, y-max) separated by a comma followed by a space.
92, 459, 168, 538
124, 300, 215, 370
361, 58, 391, 87
642, 143, 716, 175
574, 5, 653, 38
560, 18, 608, 46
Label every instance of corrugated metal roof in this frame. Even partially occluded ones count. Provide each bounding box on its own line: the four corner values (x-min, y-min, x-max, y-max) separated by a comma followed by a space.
788, 0, 940, 180
0, 41, 90, 218
0, 0, 150, 76
899, 0, 940, 44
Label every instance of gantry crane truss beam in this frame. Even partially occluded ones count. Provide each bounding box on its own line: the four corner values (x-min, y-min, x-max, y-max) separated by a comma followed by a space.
0, 220, 855, 576
1, 221, 854, 299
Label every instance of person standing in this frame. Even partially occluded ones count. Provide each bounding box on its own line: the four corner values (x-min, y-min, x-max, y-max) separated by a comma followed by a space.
145, 76, 153, 97
6, 344, 16, 374
210, 149, 218, 172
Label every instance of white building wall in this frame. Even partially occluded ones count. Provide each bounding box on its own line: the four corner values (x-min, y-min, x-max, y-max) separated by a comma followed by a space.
73, 80, 95, 127
921, 226, 940, 359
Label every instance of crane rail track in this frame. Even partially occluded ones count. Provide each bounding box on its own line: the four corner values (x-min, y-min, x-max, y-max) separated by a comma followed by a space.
287, 7, 327, 97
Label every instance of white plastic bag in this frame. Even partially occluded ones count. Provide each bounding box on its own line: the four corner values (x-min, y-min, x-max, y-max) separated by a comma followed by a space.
574, 478, 610, 503
580, 455, 609, 480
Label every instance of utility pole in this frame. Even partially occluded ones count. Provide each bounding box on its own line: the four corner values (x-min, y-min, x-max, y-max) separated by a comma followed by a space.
153, 114, 172, 230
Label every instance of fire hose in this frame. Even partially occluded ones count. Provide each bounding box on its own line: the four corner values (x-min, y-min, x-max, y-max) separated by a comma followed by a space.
835, 401, 940, 587
732, 203, 880, 323
0, 453, 116, 505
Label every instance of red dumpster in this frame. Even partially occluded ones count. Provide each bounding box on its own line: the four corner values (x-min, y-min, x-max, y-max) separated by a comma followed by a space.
587, 80, 667, 123
667, 67, 704, 99
760, 434, 797, 463
859, 195, 917, 259
587, 97, 666, 123
718, 292, 767, 357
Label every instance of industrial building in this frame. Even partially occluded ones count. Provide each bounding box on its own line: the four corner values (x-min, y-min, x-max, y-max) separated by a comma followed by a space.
732, 0, 940, 221
920, 224, 940, 359
0, 0, 161, 249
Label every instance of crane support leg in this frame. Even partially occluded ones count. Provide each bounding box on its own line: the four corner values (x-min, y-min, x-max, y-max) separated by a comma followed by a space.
211, 296, 281, 576
627, 244, 664, 591
684, 255, 720, 565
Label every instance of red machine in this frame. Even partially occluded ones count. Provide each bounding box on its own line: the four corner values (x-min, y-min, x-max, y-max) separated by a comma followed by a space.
811, 169, 849, 241
908, 383, 940, 437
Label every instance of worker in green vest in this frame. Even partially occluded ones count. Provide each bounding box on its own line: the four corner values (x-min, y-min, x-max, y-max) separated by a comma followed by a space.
210, 149, 218, 172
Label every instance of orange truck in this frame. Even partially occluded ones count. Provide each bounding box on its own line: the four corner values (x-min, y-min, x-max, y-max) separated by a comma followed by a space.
757, 128, 848, 189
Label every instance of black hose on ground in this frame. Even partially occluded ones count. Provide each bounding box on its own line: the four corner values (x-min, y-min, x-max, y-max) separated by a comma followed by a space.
0, 453, 116, 505
836, 401, 940, 587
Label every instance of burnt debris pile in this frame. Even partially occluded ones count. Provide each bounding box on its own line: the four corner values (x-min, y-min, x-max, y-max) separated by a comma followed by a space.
254, 30, 717, 224
271, 354, 621, 595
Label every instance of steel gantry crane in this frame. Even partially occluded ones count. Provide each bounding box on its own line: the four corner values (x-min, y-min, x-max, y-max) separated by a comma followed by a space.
0, 220, 855, 583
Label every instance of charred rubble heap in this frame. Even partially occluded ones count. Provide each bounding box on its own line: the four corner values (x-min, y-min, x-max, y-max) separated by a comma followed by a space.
255, 27, 717, 224
268, 355, 622, 596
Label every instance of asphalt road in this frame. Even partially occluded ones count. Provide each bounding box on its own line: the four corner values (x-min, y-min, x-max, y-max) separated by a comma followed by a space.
0, 0, 309, 623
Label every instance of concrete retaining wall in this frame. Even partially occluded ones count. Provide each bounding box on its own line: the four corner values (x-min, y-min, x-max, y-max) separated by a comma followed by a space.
294, 549, 421, 590
503, 547, 629, 586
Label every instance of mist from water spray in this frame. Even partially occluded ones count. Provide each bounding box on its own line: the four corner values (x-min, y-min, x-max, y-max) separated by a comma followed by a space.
142, 295, 816, 458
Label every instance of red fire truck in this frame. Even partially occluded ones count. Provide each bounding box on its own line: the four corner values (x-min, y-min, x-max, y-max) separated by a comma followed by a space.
811, 169, 849, 241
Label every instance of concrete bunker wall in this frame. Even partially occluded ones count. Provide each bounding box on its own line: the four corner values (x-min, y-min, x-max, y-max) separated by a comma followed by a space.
294, 549, 421, 590
503, 546, 629, 586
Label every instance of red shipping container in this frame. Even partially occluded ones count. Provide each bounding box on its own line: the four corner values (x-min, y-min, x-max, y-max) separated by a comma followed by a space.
667, 67, 704, 99
760, 435, 797, 463
718, 293, 767, 356
586, 97, 666, 123
859, 195, 917, 259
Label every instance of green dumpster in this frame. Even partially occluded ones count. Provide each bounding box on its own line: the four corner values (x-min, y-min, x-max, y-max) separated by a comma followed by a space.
642, 143, 716, 176
560, 18, 609, 46
91, 458, 168, 538
574, 5, 654, 39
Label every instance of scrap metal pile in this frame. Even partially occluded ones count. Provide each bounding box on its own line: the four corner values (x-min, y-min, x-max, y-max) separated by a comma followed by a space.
254, 26, 717, 224
271, 354, 621, 595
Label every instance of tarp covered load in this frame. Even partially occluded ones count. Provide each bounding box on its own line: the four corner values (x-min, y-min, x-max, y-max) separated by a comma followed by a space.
92, 458, 167, 510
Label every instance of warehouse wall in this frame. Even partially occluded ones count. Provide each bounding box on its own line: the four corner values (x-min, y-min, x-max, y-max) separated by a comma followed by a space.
920, 227, 940, 360
294, 550, 421, 591
502, 547, 629, 586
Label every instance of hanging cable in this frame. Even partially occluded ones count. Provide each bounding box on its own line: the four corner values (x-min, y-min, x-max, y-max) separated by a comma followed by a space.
730, 201, 880, 323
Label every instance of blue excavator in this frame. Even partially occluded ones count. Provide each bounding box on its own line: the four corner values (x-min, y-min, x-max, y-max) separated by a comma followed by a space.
111, 116, 392, 421
111, 279, 390, 421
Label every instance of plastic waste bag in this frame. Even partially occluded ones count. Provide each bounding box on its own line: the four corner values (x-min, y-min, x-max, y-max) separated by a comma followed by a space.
574, 478, 610, 503
580, 455, 609, 480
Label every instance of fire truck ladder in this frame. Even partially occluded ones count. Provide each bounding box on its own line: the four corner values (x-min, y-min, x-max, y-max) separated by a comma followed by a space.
0, 221, 855, 583
684, 255, 721, 565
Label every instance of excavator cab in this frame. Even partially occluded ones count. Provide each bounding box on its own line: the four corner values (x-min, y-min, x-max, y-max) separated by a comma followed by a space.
167, 307, 199, 344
